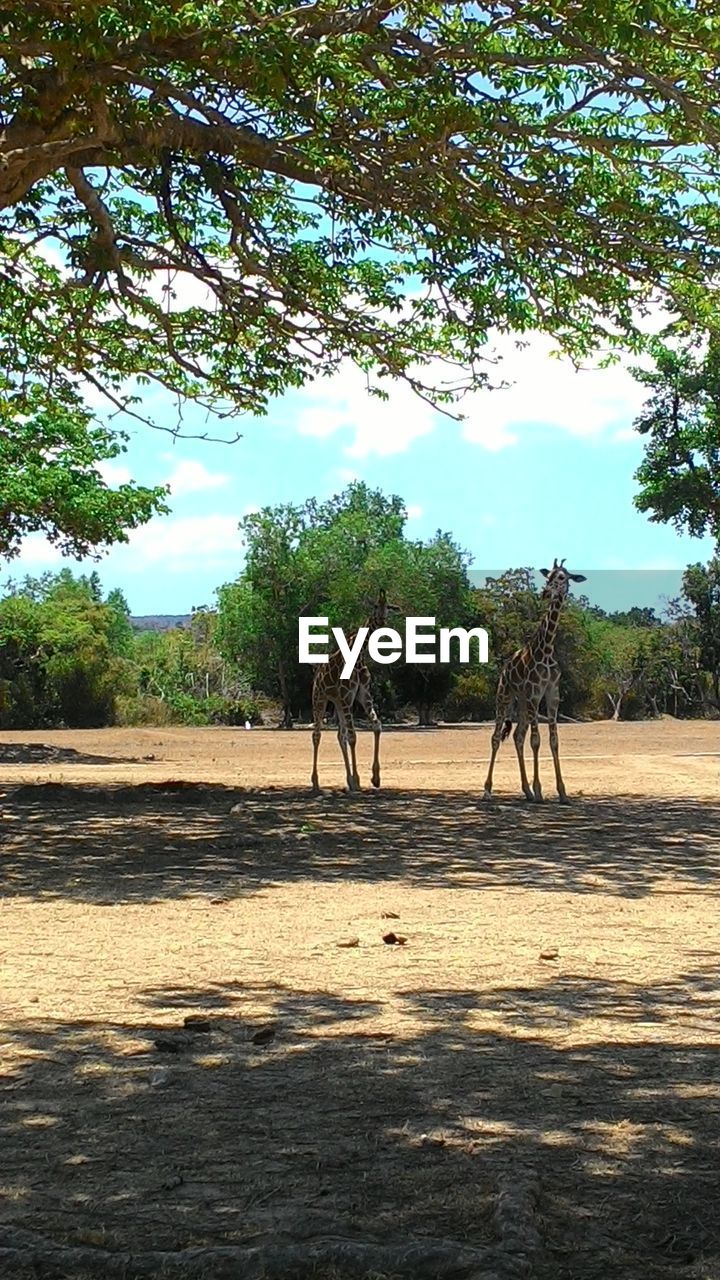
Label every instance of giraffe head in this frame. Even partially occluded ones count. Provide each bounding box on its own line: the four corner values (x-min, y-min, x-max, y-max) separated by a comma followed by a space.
539, 558, 586, 602
368, 588, 400, 630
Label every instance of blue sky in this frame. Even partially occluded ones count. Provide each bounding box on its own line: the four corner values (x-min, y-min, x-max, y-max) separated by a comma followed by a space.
6, 329, 715, 615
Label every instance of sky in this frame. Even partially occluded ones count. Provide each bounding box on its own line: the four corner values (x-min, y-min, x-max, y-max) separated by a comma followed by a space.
6, 329, 715, 616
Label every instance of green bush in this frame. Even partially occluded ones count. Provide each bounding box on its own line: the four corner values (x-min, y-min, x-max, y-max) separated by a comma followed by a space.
116, 691, 263, 727
115, 694, 179, 727
444, 670, 497, 722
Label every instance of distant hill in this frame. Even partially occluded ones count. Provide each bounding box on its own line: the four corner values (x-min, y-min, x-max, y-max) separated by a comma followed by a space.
131, 614, 191, 632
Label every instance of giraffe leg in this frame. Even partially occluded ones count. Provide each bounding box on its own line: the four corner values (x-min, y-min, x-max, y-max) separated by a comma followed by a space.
513, 702, 535, 802
546, 678, 569, 803
310, 689, 328, 792
337, 691, 360, 792
482, 721, 504, 800
529, 704, 543, 802
482, 695, 512, 800
356, 674, 382, 788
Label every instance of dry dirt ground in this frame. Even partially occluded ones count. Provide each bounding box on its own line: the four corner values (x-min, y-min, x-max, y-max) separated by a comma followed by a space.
1, 720, 720, 1279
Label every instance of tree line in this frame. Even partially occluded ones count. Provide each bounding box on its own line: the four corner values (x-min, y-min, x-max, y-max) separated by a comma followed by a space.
2, 484, 719, 731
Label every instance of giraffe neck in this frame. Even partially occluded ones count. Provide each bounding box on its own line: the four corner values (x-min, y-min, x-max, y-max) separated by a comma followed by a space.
339, 607, 387, 670
343, 627, 368, 664
531, 592, 564, 656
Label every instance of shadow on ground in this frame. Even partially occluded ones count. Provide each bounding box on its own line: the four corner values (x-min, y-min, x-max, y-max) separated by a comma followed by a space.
0, 743, 143, 766
2, 974, 719, 1280
0, 782, 718, 903
2, 782, 720, 1277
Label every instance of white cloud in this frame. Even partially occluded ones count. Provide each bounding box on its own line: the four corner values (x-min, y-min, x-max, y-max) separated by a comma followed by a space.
406, 504, 424, 520
463, 417, 519, 452
127, 515, 243, 572
7, 515, 244, 577
460, 332, 649, 452
612, 426, 638, 443
97, 460, 133, 487
157, 271, 215, 312
291, 321, 655, 459
296, 364, 435, 458
11, 535, 63, 567
80, 379, 115, 411
164, 458, 230, 497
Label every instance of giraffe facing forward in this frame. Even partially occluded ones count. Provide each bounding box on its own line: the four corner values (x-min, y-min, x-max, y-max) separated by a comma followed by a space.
310, 590, 396, 793
482, 559, 586, 804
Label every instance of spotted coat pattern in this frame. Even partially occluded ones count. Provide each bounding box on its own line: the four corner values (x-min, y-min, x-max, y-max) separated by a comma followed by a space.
310, 591, 391, 793
482, 561, 586, 804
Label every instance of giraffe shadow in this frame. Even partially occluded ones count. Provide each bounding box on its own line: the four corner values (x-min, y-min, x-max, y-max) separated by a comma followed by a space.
0, 781, 718, 903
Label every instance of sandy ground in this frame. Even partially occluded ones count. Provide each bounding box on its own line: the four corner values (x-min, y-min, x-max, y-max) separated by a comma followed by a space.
1, 720, 719, 1279
0, 716, 716, 795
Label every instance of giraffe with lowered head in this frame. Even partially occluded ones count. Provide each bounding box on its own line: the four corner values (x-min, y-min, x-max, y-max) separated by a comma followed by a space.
310, 589, 397, 793
482, 559, 586, 804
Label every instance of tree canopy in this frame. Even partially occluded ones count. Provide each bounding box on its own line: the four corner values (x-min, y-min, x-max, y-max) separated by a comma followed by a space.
0, 569, 135, 726
681, 557, 720, 707
216, 482, 472, 725
632, 334, 720, 541
6, 0, 720, 444
0, 395, 168, 559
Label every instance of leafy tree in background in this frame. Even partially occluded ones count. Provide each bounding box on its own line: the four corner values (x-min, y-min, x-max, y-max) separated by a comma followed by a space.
680, 558, 720, 710
586, 619, 644, 721
298, 488, 407, 623
632, 336, 720, 540
385, 532, 473, 725
473, 570, 542, 669
105, 587, 134, 657
6, 0, 720, 457
632, 622, 700, 719
553, 603, 601, 721
216, 483, 471, 725
0, 594, 46, 727
217, 505, 310, 727
608, 606, 661, 630
0, 571, 135, 726
216, 484, 411, 726
444, 668, 496, 723
129, 610, 257, 725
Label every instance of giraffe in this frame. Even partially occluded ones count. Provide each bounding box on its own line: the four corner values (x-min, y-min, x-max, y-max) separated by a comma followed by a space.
310, 589, 396, 793
482, 559, 586, 804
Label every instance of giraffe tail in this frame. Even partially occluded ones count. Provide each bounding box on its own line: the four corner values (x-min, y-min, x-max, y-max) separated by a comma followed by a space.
500, 718, 513, 741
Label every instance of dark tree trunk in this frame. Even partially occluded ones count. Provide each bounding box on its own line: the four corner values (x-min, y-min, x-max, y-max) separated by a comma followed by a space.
277, 663, 294, 728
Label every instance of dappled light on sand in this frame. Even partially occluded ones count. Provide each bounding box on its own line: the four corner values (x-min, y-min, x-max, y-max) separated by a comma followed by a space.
1, 721, 719, 1278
